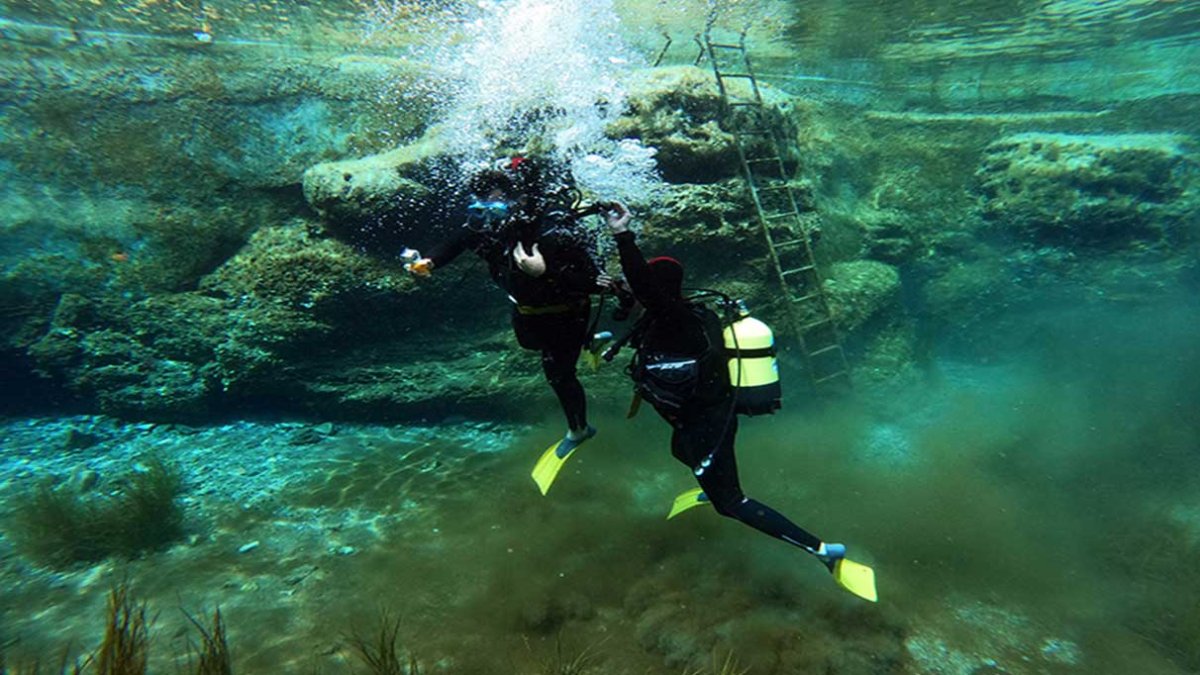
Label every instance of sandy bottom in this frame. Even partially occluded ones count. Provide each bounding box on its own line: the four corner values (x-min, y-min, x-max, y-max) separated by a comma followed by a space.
1, 355, 1198, 674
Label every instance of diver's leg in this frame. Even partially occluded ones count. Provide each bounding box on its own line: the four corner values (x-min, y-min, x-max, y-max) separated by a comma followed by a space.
514, 308, 590, 435
673, 407, 826, 555
541, 343, 588, 434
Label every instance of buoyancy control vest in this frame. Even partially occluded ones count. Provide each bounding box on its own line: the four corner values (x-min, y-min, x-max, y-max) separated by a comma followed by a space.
620, 292, 782, 415
628, 303, 727, 411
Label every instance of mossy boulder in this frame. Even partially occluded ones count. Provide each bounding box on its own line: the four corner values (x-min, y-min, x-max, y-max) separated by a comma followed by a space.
200, 219, 412, 321
27, 297, 219, 421
824, 260, 901, 333
301, 136, 462, 251
975, 132, 1199, 249
821, 260, 917, 379
608, 66, 797, 184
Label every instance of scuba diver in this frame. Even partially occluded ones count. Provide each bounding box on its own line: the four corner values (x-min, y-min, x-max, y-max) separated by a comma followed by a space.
599, 200, 877, 602
405, 157, 607, 491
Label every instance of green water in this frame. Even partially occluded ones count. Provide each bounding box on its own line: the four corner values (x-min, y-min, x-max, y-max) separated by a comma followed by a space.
1, 1, 1199, 673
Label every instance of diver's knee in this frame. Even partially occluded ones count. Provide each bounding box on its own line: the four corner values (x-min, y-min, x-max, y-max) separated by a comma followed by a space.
710, 495, 747, 518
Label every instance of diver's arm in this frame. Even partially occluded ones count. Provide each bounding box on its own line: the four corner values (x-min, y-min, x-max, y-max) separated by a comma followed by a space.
605, 202, 670, 309
423, 227, 475, 270
614, 230, 671, 312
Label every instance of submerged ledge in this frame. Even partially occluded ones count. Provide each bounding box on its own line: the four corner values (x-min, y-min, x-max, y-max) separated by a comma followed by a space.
865, 109, 1113, 122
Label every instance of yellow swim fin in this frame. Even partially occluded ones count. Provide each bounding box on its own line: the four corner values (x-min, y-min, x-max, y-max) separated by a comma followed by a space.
582, 350, 602, 372
530, 426, 596, 495
831, 558, 878, 603
667, 487, 711, 519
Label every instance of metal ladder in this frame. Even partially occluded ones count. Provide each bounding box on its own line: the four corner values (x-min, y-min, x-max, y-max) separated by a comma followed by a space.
701, 30, 851, 391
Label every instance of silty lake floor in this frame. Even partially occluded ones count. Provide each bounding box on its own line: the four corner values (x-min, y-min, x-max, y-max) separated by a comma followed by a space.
0, 360, 1197, 674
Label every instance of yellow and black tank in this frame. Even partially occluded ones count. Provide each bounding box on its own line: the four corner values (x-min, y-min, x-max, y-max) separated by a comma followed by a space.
723, 306, 781, 415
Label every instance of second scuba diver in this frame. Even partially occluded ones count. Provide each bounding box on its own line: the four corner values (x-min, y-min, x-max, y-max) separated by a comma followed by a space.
599, 201, 877, 601
406, 157, 607, 492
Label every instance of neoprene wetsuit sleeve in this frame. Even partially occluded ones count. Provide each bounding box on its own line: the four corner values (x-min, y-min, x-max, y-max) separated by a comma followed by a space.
426, 227, 475, 268
615, 230, 672, 312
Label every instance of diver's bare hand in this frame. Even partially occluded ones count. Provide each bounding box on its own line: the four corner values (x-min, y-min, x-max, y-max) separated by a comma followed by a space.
604, 201, 632, 234
513, 242, 546, 277
596, 272, 618, 290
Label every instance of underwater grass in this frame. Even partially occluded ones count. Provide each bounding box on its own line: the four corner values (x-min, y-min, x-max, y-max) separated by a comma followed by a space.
183, 608, 232, 675
534, 634, 605, 675
4, 456, 184, 568
95, 583, 149, 675
345, 610, 420, 675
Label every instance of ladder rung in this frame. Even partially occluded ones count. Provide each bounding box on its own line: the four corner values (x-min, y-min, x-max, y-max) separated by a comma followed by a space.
809, 344, 843, 358
781, 265, 816, 277
719, 73, 754, 79
790, 293, 822, 303
801, 317, 833, 331
755, 183, 790, 191
773, 237, 806, 247
747, 156, 782, 164
709, 43, 744, 50
727, 101, 762, 107
762, 212, 795, 221
814, 371, 849, 385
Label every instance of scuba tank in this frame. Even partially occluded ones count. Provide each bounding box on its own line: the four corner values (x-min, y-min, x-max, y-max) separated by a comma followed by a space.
723, 300, 782, 416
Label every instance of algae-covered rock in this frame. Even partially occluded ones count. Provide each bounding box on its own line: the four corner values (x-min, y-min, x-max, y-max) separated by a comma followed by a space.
28, 299, 218, 420
200, 219, 412, 318
608, 66, 797, 184
301, 136, 461, 250
821, 260, 917, 380
975, 132, 1199, 249
824, 260, 901, 332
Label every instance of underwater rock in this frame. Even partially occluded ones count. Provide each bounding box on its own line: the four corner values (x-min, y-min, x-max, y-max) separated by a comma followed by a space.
609, 66, 797, 184
200, 219, 412, 321
861, 209, 921, 264
62, 428, 103, 452
975, 132, 1199, 249
301, 137, 457, 251
28, 297, 217, 421
822, 260, 918, 381
68, 467, 100, 493
824, 260, 902, 333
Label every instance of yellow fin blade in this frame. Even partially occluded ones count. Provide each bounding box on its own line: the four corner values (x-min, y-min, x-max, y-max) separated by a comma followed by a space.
531, 440, 576, 496
833, 558, 878, 602
667, 488, 710, 519
582, 350, 602, 372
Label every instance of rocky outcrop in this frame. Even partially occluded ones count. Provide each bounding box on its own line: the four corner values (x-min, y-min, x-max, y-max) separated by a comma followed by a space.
825, 260, 901, 333
975, 132, 1199, 249
607, 66, 797, 184
822, 260, 916, 381
300, 136, 463, 250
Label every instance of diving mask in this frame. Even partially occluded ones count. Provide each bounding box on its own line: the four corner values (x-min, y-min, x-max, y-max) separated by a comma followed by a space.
467, 199, 512, 223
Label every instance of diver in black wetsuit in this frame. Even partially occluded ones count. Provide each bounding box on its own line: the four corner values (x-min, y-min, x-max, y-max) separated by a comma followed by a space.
407, 157, 602, 449
602, 201, 846, 570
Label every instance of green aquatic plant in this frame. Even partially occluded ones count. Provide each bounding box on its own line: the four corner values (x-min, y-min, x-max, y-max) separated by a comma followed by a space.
538, 634, 604, 675
183, 608, 231, 675
1101, 517, 1200, 672
681, 650, 749, 675
95, 583, 149, 675
0, 587, 240, 675
4, 456, 184, 568
345, 610, 420, 675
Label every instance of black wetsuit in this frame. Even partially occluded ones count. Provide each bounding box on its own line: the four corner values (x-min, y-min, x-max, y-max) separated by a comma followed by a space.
429, 208, 600, 431
615, 230, 824, 554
